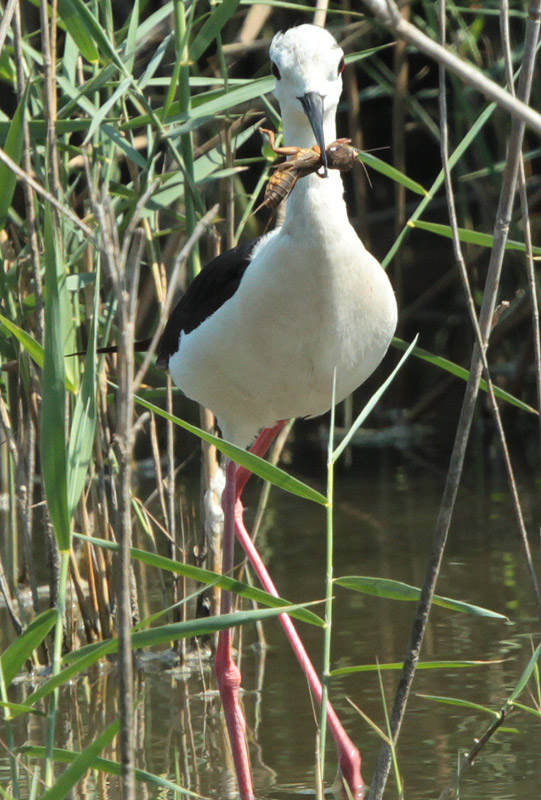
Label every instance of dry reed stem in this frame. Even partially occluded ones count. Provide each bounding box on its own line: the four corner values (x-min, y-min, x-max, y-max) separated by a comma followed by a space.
39, 0, 61, 204
0, 551, 22, 636
518, 161, 541, 455
0, 145, 95, 238
500, 1, 541, 460
150, 412, 169, 530
69, 551, 96, 644
132, 204, 219, 392
96, 187, 146, 800
313, 0, 329, 28
0, 0, 17, 56
369, 1, 541, 796
115, 228, 145, 800
391, 3, 409, 319
13, 1, 44, 341
362, 0, 541, 135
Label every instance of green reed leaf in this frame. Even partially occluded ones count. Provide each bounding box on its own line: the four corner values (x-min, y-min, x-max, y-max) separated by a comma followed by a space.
330, 660, 501, 676
19, 746, 201, 798
190, 0, 241, 63
74, 532, 324, 627
507, 643, 541, 704
0, 609, 57, 687
416, 694, 500, 717
0, 314, 78, 393
133, 392, 328, 505
0, 92, 25, 229
57, 0, 99, 63
83, 77, 133, 144
40, 207, 70, 552
335, 576, 508, 619
57, 0, 123, 68
38, 718, 120, 800
0, 700, 46, 717
12, 604, 317, 718
357, 151, 427, 196
67, 266, 98, 516
392, 337, 537, 414
410, 219, 541, 256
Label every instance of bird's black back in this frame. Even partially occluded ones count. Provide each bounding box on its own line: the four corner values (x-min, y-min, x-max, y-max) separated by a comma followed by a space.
157, 238, 259, 366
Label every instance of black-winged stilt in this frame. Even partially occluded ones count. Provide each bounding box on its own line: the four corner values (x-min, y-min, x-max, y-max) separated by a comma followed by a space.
158, 24, 397, 800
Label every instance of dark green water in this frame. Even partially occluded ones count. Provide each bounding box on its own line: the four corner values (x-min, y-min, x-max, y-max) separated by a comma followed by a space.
2, 441, 540, 799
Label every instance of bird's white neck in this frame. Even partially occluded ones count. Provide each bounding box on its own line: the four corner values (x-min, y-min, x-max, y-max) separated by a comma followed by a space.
282, 104, 337, 151
280, 110, 348, 237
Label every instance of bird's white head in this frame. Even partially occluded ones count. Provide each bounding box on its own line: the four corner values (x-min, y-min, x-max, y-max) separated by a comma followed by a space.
270, 25, 345, 171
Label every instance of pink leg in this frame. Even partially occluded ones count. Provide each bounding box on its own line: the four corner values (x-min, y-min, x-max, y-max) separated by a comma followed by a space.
236, 426, 364, 798
215, 459, 254, 800
235, 421, 287, 499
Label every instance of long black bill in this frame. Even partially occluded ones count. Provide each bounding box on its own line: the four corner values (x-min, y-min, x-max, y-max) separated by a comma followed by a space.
298, 91, 328, 176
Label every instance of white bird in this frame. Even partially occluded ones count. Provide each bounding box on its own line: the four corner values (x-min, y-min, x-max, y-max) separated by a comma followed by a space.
158, 23, 397, 800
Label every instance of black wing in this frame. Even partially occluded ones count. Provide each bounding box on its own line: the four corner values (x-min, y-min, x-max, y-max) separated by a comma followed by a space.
157, 238, 259, 366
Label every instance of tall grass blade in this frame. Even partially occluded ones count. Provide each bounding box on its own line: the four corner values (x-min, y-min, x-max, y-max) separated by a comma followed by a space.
331, 660, 500, 676
73, 532, 324, 626
38, 718, 120, 800
357, 151, 427, 196
40, 207, 71, 552
83, 77, 132, 144
123, 0, 140, 73
376, 667, 404, 799
134, 392, 328, 505
0, 314, 45, 369
0, 93, 25, 229
410, 219, 541, 256
20, 747, 202, 798
13, 604, 319, 718
0, 609, 56, 688
335, 576, 508, 619
56, 0, 99, 63
67, 267, 99, 515
190, 0, 241, 63
0, 313, 79, 392
332, 336, 418, 462
392, 337, 537, 414
57, 0, 122, 68
507, 642, 541, 704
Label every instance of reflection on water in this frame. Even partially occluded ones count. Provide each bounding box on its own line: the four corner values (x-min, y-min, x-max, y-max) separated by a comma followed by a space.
2, 448, 540, 799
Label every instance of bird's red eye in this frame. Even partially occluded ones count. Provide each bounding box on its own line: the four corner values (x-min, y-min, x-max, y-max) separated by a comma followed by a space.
271, 61, 281, 80
338, 56, 345, 75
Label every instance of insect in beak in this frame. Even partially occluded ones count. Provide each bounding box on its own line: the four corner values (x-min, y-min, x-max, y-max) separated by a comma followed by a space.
298, 92, 328, 177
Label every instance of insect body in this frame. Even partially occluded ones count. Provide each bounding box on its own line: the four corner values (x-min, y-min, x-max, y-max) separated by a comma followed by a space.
256, 128, 323, 213
256, 128, 359, 213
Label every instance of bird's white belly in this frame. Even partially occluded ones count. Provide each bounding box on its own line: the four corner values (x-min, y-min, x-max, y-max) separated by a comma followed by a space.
169, 232, 397, 446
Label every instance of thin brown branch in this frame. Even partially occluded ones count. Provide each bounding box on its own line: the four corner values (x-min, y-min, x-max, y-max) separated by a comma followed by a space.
0, 145, 95, 238
438, 709, 509, 800
369, 1, 541, 796
362, 0, 541, 136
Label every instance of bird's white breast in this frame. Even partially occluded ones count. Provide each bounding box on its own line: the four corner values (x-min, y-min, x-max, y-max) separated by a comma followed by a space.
169, 195, 397, 446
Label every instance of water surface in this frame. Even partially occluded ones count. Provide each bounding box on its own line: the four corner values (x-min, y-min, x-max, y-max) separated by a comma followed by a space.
2, 443, 540, 799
